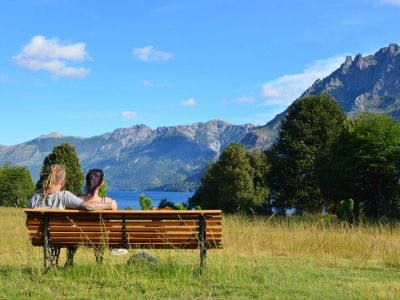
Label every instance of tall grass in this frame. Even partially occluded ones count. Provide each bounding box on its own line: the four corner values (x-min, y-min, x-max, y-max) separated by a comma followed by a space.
1, 207, 400, 299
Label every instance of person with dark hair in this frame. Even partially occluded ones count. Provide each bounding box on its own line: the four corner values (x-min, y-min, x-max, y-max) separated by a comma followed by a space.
80, 169, 127, 255
79, 169, 117, 209
28, 164, 117, 210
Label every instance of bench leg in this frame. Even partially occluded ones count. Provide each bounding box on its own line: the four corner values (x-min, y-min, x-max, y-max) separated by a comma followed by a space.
65, 246, 78, 267
95, 246, 104, 263
44, 246, 60, 271
43, 214, 60, 271
199, 214, 207, 273
200, 243, 207, 272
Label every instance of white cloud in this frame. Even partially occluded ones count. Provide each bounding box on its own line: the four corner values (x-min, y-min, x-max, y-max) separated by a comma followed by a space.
181, 98, 196, 107
133, 46, 172, 62
13, 35, 90, 78
236, 96, 255, 104
378, 0, 400, 6
261, 55, 347, 106
120, 111, 137, 119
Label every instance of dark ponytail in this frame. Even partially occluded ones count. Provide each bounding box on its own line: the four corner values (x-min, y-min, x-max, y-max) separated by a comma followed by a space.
85, 169, 104, 197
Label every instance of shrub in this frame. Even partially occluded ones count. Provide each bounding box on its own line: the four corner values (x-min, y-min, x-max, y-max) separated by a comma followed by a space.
139, 194, 152, 210
98, 179, 107, 198
158, 198, 175, 209
337, 199, 355, 223
175, 202, 188, 210
0, 164, 35, 207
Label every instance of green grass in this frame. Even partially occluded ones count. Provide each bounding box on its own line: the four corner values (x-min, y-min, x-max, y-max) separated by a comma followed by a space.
1, 207, 400, 299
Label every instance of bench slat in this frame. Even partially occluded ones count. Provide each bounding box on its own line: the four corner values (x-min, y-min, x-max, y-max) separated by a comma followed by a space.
27, 221, 222, 227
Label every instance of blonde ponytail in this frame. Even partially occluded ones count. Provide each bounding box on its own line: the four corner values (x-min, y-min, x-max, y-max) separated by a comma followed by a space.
42, 164, 66, 199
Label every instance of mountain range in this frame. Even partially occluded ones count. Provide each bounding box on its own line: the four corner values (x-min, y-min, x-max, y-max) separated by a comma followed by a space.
0, 121, 255, 190
1, 43, 400, 191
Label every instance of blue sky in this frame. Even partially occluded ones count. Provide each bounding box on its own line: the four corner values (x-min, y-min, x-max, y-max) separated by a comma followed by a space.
1, 0, 400, 145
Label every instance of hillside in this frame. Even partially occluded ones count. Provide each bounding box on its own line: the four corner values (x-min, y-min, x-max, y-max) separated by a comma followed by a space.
0, 120, 254, 190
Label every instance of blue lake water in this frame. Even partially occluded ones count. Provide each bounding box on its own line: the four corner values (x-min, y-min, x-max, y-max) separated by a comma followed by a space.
107, 191, 194, 209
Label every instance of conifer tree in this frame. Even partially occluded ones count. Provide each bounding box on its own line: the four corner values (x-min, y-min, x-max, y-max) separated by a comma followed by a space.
36, 143, 84, 195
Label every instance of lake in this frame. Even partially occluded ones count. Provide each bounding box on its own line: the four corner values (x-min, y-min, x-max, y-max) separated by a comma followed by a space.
107, 191, 194, 209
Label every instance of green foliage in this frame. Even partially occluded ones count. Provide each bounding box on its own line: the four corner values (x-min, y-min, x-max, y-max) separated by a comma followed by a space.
125, 205, 133, 210
336, 199, 355, 223
158, 198, 175, 209
174, 202, 188, 210
139, 194, 152, 210
98, 179, 107, 198
195, 205, 202, 210
268, 94, 346, 213
189, 144, 269, 213
319, 113, 400, 219
0, 164, 35, 207
36, 143, 84, 195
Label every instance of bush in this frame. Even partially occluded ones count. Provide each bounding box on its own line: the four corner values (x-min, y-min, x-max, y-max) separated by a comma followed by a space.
337, 199, 355, 223
98, 179, 107, 198
139, 194, 152, 210
0, 164, 35, 207
158, 198, 175, 209
175, 202, 188, 210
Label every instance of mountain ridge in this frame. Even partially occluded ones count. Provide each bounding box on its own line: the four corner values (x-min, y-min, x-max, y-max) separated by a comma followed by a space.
0, 120, 256, 191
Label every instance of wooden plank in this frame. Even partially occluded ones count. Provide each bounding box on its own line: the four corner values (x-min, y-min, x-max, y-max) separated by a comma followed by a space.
29, 240, 222, 249
27, 224, 222, 233
28, 225, 222, 233
28, 220, 221, 227
30, 232, 222, 240
46, 235, 222, 242
46, 232, 222, 238
25, 209, 222, 214
26, 217, 221, 224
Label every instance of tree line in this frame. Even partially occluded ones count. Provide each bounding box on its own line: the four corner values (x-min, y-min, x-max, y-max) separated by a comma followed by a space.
189, 94, 400, 220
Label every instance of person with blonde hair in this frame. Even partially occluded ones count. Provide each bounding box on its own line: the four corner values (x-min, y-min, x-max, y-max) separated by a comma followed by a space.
28, 164, 117, 210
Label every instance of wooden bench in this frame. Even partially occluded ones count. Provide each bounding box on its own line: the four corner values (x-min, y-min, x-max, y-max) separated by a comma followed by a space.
25, 209, 223, 271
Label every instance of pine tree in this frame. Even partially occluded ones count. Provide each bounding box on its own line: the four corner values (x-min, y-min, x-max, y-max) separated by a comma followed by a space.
36, 143, 84, 195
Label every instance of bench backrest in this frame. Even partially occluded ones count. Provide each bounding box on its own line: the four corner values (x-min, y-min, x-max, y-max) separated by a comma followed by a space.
25, 209, 223, 249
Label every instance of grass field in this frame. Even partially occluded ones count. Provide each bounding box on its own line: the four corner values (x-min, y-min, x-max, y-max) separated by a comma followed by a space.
1, 207, 400, 299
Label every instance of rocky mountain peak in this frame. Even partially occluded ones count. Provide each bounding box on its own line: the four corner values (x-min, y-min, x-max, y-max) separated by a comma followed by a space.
379, 43, 400, 56
245, 43, 400, 149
